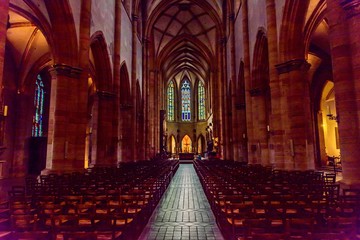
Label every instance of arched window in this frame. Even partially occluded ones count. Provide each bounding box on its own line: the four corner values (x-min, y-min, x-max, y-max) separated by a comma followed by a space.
181, 79, 191, 121
198, 81, 205, 120
167, 81, 175, 121
32, 74, 45, 137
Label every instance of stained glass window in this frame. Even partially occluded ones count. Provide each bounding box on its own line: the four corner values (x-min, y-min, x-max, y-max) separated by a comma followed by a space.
167, 81, 175, 121
198, 81, 205, 120
181, 79, 191, 121
32, 74, 45, 137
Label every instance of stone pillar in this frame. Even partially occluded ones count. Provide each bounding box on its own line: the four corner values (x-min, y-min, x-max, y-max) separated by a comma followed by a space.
214, 38, 225, 158
113, 0, 121, 164
229, 12, 243, 162
249, 88, 268, 164
276, 59, 312, 170
0, 0, 9, 176
11, 91, 33, 176
148, 69, 156, 157
154, 70, 160, 154
0, 0, 9, 97
327, 0, 360, 187
143, 39, 150, 159
131, 14, 138, 161
96, 91, 117, 166
266, 0, 284, 167
44, 64, 86, 173
242, 0, 255, 163
78, 0, 91, 168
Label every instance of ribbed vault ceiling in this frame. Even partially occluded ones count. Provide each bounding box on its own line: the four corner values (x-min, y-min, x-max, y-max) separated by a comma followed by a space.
150, 0, 220, 83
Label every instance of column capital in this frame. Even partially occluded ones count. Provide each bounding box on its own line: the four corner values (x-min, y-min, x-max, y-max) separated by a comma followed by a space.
53, 64, 82, 78
340, 0, 360, 18
275, 59, 311, 74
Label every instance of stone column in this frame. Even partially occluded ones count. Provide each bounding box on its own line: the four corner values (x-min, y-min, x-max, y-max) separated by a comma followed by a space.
327, 0, 360, 187
216, 38, 225, 158
131, 14, 138, 161
11, 91, 33, 176
0, 0, 9, 175
276, 59, 311, 170
143, 39, 150, 159
148, 69, 156, 157
113, 0, 121, 164
249, 88, 268, 164
0, 0, 9, 97
44, 64, 86, 173
229, 13, 242, 161
266, 0, 284, 167
154, 70, 160, 154
96, 91, 117, 166
242, 0, 254, 163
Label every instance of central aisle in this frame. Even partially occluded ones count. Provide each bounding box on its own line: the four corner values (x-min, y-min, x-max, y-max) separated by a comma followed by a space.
139, 164, 224, 240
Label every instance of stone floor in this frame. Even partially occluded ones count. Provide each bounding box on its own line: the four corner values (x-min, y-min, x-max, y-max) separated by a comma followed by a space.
138, 164, 224, 240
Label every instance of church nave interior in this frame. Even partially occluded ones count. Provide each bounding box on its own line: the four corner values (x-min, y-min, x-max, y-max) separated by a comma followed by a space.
0, 0, 359, 239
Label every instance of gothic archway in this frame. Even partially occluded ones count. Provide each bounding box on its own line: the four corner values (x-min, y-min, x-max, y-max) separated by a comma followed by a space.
250, 29, 271, 165
119, 63, 132, 162
181, 135, 192, 153
197, 135, 205, 155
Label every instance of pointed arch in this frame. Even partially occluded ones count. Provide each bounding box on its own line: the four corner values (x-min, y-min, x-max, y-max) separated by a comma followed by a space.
279, 0, 310, 61
252, 29, 269, 91
167, 80, 175, 121
181, 135, 192, 153
237, 60, 245, 108
120, 62, 131, 106
197, 80, 206, 121
90, 31, 113, 91
180, 77, 191, 122
197, 134, 205, 155
168, 134, 176, 154
44, 0, 78, 64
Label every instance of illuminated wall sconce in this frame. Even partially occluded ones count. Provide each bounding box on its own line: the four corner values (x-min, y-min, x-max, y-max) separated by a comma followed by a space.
3, 105, 7, 117
327, 113, 338, 122
0, 105, 8, 117
326, 105, 339, 122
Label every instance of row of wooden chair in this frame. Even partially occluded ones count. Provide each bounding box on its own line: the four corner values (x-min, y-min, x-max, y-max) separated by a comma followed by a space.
194, 159, 360, 240
0, 159, 179, 240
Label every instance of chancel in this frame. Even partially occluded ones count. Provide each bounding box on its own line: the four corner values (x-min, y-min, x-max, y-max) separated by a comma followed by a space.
0, 0, 359, 239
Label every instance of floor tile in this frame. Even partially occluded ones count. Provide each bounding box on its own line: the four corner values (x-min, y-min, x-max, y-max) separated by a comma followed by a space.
138, 164, 224, 240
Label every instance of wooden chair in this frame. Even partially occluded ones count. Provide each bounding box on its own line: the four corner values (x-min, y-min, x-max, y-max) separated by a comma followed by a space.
311, 232, 348, 240
10, 231, 51, 240
249, 232, 288, 240
63, 232, 97, 240
11, 214, 38, 232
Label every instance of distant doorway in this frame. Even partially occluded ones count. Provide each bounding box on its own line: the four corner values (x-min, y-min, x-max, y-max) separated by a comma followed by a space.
317, 81, 340, 167
197, 135, 205, 155
168, 135, 176, 154
181, 135, 192, 153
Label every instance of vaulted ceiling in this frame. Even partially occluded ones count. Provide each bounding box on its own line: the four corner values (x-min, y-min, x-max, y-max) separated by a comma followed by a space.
148, 0, 222, 84
6, 10, 50, 90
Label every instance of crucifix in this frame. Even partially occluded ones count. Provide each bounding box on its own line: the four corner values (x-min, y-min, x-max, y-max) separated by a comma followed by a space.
183, 141, 190, 153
